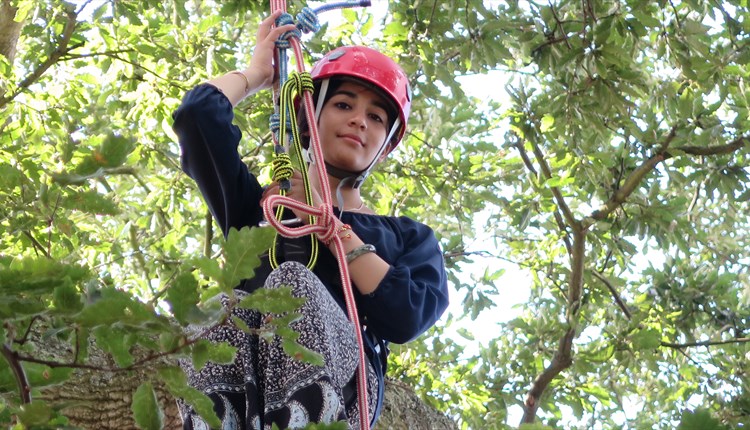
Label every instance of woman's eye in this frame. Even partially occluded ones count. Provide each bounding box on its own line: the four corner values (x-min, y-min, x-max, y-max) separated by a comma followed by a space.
334, 102, 350, 110
369, 113, 384, 123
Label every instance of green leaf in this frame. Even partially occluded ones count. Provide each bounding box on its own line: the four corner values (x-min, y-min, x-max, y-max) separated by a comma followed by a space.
132, 382, 164, 430
0, 163, 24, 190
519, 424, 554, 430
21, 362, 73, 389
631, 328, 661, 350
540, 114, 555, 132
60, 190, 120, 215
191, 339, 237, 371
158, 366, 220, 428
221, 226, 276, 291
166, 272, 201, 324
15, 400, 53, 426
93, 325, 134, 367
282, 338, 325, 367
53, 284, 83, 314
237, 286, 305, 314
677, 409, 723, 430
75, 293, 129, 327
98, 134, 136, 168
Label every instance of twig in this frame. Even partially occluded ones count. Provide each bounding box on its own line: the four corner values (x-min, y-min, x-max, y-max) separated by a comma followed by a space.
513, 140, 573, 254
12, 316, 40, 346
442, 249, 533, 268
1, 343, 31, 403
668, 0, 682, 29
23, 231, 49, 258
47, 193, 63, 257
592, 271, 631, 319
548, 1, 572, 49
673, 345, 701, 366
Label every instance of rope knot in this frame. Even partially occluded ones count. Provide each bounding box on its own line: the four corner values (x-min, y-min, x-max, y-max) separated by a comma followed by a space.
272, 153, 293, 191
315, 206, 342, 245
275, 13, 300, 48
296, 7, 320, 34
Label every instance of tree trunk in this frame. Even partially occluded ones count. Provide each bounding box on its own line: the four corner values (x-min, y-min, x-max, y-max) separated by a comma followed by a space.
33, 342, 455, 429
375, 379, 459, 430
0, 0, 23, 63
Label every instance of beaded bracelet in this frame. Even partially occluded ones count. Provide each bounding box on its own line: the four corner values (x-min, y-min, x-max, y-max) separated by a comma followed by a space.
337, 223, 352, 241
229, 70, 251, 94
346, 244, 376, 263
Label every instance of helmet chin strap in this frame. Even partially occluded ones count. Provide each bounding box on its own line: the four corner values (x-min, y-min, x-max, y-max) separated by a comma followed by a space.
308, 78, 401, 213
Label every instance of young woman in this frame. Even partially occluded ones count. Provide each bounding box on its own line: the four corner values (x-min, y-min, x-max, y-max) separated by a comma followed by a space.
172, 12, 449, 429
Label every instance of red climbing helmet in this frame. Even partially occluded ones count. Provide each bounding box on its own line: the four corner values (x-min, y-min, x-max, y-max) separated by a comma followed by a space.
310, 45, 411, 146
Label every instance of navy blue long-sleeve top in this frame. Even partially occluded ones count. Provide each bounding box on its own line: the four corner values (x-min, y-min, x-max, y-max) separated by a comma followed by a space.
173, 84, 448, 375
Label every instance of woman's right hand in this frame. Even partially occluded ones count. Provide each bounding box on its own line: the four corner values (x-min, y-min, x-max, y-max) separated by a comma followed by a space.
245, 11, 298, 93
261, 171, 324, 224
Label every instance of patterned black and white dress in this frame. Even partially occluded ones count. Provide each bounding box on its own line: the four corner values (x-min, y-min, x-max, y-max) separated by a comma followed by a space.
177, 261, 378, 429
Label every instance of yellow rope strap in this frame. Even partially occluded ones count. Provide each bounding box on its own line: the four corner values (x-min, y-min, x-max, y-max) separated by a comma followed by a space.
269, 72, 318, 269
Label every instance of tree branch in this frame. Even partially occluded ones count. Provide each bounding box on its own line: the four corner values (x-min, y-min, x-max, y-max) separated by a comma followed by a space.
521, 230, 586, 424
0, 6, 80, 109
591, 270, 631, 319
666, 134, 748, 159
662, 337, 750, 348
529, 139, 580, 232
13, 322, 222, 373
0, 0, 24, 64
586, 125, 679, 226
586, 130, 746, 228
513, 140, 573, 254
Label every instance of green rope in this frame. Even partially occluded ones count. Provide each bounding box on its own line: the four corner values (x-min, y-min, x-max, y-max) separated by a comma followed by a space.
269, 72, 319, 270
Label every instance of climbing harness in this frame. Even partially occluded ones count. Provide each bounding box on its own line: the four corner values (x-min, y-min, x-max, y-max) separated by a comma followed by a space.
261, 1, 373, 429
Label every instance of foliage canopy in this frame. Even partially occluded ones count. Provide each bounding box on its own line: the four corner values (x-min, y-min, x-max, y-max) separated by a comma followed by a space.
1, 0, 749, 429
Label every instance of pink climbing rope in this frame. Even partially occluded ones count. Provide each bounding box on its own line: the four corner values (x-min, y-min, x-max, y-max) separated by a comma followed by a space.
264, 1, 370, 429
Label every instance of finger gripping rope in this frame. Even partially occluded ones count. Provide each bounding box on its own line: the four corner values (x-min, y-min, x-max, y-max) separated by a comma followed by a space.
275, 13, 300, 49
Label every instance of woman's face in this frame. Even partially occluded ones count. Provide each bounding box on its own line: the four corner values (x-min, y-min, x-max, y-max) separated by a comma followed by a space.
316, 81, 390, 173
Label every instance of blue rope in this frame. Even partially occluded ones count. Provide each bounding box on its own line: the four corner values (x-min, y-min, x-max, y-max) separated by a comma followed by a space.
313, 0, 371, 14
269, 113, 293, 142
296, 7, 320, 34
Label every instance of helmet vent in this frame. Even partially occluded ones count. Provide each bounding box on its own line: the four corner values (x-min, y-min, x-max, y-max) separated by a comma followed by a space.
328, 50, 345, 61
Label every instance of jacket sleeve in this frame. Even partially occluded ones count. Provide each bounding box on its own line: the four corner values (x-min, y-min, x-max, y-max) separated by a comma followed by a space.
172, 84, 264, 234
358, 221, 449, 344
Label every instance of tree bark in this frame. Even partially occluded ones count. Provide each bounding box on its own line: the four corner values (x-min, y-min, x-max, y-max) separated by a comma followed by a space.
376, 379, 459, 430
0, 0, 23, 64
30, 337, 455, 429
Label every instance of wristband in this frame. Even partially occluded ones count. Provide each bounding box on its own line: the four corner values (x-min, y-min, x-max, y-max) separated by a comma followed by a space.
346, 244, 376, 264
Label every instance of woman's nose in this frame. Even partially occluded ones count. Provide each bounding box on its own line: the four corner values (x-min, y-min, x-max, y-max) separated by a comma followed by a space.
348, 110, 367, 129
